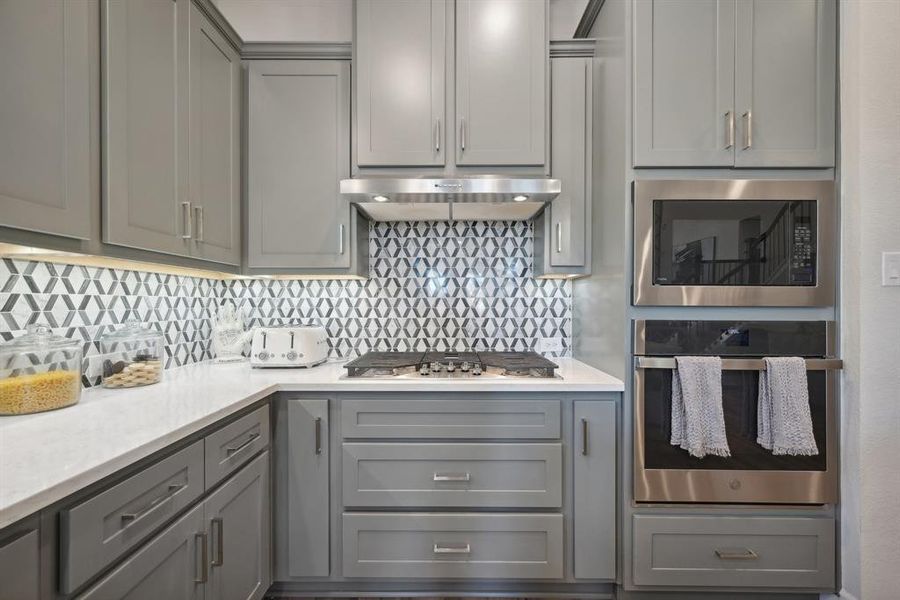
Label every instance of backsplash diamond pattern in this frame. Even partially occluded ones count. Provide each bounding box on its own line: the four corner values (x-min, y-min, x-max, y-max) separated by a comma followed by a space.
0, 221, 572, 387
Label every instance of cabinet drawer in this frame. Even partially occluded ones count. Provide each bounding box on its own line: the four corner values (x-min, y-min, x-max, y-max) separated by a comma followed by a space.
204, 406, 270, 488
342, 513, 563, 579
633, 515, 835, 589
60, 441, 204, 594
341, 399, 560, 439
342, 443, 562, 508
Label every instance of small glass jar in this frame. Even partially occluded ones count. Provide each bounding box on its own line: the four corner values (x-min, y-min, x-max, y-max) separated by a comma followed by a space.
100, 320, 165, 389
0, 324, 83, 415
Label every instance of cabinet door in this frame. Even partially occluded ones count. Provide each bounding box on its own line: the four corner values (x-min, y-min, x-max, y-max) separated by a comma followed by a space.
734, 0, 835, 167
247, 61, 351, 269
103, 0, 190, 256
0, 527, 40, 600
455, 0, 546, 166
549, 57, 591, 268
286, 399, 330, 577
206, 452, 270, 600
188, 3, 241, 265
356, 0, 446, 166
77, 503, 204, 600
633, 0, 735, 167
0, 0, 94, 240
573, 401, 616, 580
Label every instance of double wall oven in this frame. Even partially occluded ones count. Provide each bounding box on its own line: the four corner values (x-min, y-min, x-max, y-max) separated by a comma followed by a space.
633, 320, 841, 505
634, 179, 835, 306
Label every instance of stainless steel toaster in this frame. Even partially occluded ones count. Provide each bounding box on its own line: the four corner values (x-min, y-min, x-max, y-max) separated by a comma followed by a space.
249, 326, 328, 368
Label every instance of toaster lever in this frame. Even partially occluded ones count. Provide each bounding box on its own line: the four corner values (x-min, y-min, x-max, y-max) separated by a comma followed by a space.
290, 331, 295, 349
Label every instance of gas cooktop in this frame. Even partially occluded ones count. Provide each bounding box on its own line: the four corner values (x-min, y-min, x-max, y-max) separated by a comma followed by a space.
342, 351, 559, 379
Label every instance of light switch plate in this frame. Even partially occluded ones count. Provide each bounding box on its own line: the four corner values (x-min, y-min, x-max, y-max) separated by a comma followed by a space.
882, 252, 900, 286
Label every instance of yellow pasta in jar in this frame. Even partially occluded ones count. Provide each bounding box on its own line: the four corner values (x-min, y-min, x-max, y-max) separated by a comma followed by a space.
0, 371, 81, 415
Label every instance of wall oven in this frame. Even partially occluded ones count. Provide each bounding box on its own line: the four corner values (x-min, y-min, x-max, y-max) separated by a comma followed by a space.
633, 320, 840, 504
633, 179, 835, 306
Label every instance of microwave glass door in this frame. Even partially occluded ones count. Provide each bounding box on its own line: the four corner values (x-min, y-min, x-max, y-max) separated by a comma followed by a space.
642, 368, 827, 472
652, 200, 817, 287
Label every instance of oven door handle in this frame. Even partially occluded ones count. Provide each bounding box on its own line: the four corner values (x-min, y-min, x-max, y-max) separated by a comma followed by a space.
634, 357, 843, 371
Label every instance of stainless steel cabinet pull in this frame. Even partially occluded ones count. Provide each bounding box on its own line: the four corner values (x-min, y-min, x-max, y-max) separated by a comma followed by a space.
181, 201, 192, 239
314, 417, 322, 455
742, 110, 752, 149
460, 119, 466, 151
194, 532, 208, 583
338, 224, 345, 254
225, 432, 260, 457
635, 357, 843, 371
725, 111, 735, 149
193, 206, 204, 242
715, 548, 758, 560
211, 517, 224, 567
433, 542, 471, 555
435, 119, 441, 152
120, 483, 185, 526
581, 418, 589, 455
433, 472, 471, 482
556, 222, 562, 253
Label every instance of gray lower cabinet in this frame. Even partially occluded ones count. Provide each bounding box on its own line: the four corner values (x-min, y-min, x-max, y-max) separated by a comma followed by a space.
342, 513, 564, 579
633, 0, 835, 168
188, 1, 241, 265
286, 398, 330, 577
0, 526, 40, 600
573, 401, 616, 580
455, 0, 547, 166
632, 514, 835, 588
355, 0, 447, 167
77, 502, 205, 600
0, 0, 95, 240
535, 55, 592, 276
205, 452, 271, 600
248, 60, 363, 273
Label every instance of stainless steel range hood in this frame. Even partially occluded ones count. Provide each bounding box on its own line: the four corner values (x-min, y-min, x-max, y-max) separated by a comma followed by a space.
340, 176, 561, 221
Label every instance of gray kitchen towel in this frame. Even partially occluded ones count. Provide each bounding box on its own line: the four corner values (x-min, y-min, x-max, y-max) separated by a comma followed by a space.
757, 357, 819, 456
671, 356, 731, 458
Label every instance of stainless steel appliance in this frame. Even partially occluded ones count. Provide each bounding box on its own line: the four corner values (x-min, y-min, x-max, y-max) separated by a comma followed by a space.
340, 176, 561, 221
633, 320, 841, 504
250, 326, 328, 368
343, 351, 559, 379
633, 179, 835, 306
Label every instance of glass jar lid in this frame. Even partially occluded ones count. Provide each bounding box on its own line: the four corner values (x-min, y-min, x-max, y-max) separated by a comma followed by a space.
100, 319, 162, 342
0, 324, 80, 354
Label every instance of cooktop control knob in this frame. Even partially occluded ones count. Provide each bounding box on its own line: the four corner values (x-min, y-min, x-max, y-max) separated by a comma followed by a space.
446, 362, 456, 373
431, 362, 441, 372
472, 365, 482, 376
460, 361, 470, 372
286, 351, 298, 361
419, 365, 430, 376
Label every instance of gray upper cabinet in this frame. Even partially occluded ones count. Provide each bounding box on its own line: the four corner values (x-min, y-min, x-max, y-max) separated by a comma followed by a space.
633, 0, 735, 167
734, 0, 836, 168
0, 0, 94, 240
205, 452, 271, 600
188, 2, 241, 265
356, 0, 447, 167
634, 0, 835, 168
247, 61, 352, 270
455, 0, 547, 166
103, 0, 191, 257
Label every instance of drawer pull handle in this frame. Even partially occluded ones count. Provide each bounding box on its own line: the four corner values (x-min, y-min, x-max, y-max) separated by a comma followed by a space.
433, 472, 471, 482
433, 542, 471, 555
194, 532, 208, 583
225, 432, 260, 457
120, 483, 185, 526
211, 517, 225, 567
581, 418, 589, 455
715, 548, 759, 560
314, 417, 322, 455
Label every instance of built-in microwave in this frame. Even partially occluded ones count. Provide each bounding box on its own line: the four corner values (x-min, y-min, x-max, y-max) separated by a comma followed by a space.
633, 180, 835, 306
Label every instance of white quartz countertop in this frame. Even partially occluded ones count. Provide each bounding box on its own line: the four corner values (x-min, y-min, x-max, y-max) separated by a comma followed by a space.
0, 357, 622, 530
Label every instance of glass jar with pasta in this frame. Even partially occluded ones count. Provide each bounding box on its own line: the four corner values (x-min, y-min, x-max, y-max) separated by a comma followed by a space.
0, 325, 83, 415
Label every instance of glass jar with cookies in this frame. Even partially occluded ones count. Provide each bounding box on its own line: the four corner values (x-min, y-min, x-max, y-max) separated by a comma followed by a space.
100, 320, 164, 389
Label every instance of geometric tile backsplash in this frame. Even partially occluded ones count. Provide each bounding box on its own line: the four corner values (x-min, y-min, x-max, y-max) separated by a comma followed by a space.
0, 220, 571, 387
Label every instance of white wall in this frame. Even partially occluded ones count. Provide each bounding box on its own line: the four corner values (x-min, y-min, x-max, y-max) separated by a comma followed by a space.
839, 0, 900, 597
213, 0, 353, 42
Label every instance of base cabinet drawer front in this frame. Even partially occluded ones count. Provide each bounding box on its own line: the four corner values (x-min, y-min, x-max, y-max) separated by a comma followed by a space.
632, 515, 835, 589
60, 441, 205, 594
76, 503, 205, 600
342, 513, 564, 579
342, 443, 563, 508
0, 528, 40, 600
205, 406, 270, 489
341, 399, 561, 439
